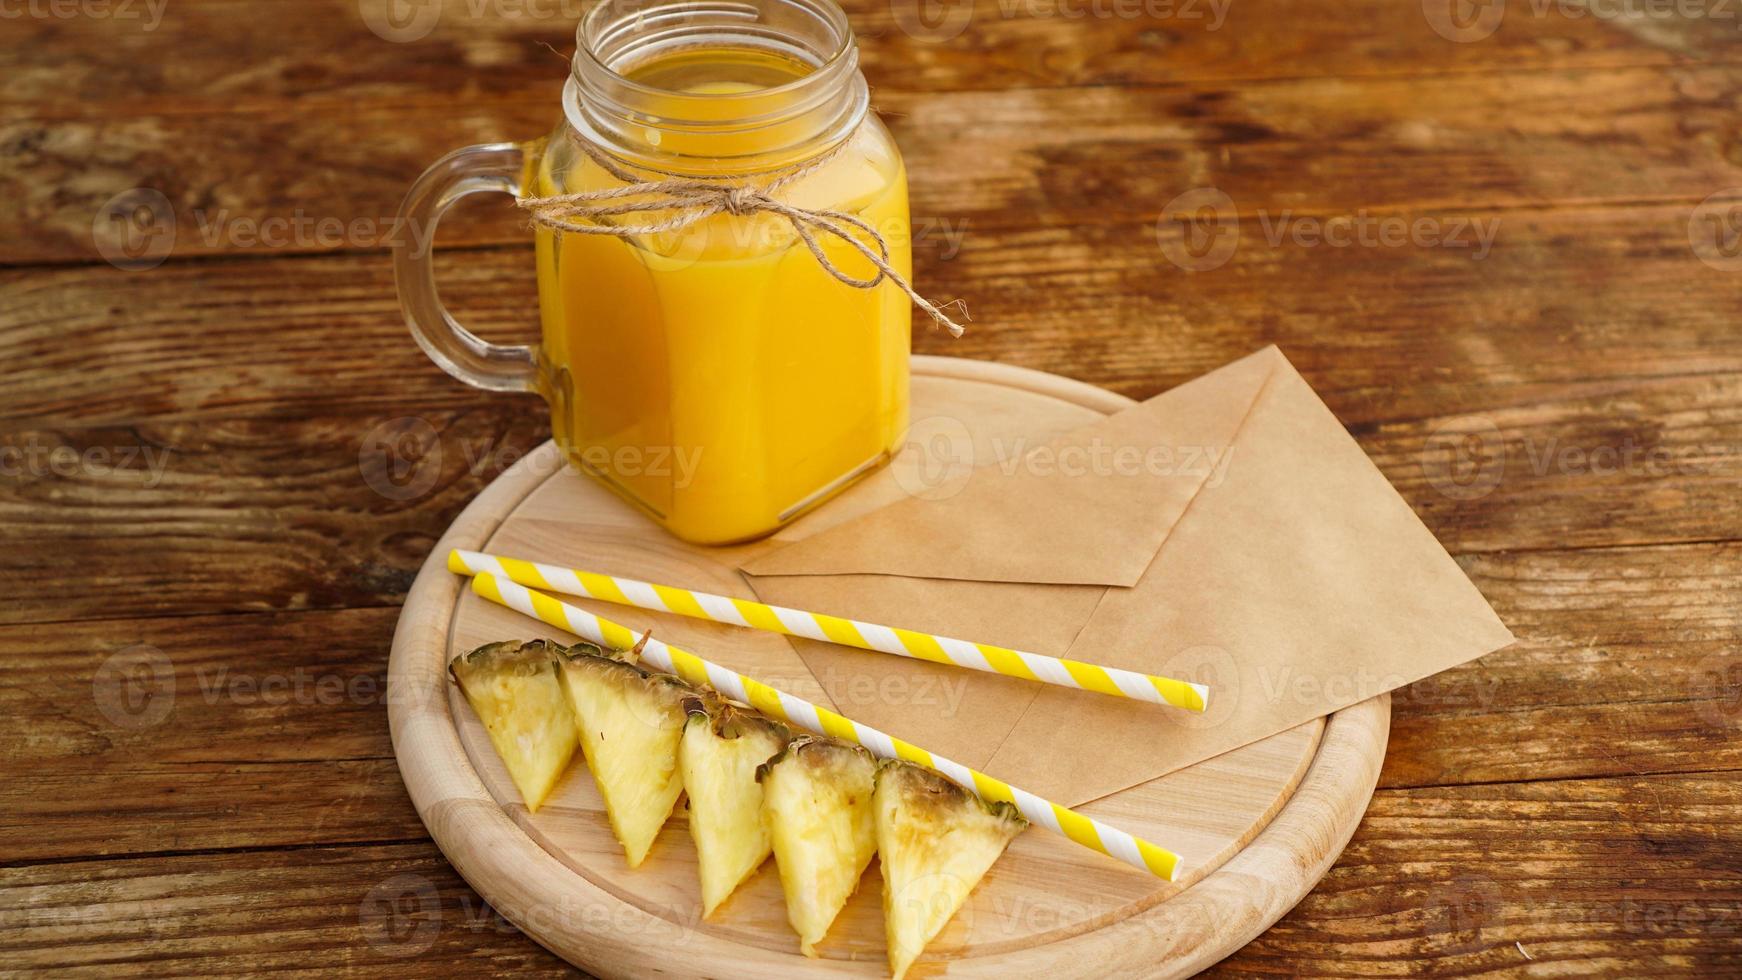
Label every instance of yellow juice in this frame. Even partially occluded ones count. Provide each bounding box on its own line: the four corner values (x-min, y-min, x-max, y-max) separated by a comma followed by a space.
529, 47, 911, 544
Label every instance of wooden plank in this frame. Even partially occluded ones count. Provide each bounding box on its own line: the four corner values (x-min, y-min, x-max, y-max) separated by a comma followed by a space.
4, 204, 1737, 425
0, 406, 552, 625
1212, 772, 1742, 975
2, 373, 1737, 624
1384, 542, 1742, 787
4, 774, 1737, 974
3, 0, 1730, 122
1, 541, 1734, 866
2, 367, 1737, 624
0, 842, 573, 976
1, 606, 401, 769
0, 606, 423, 862
1360, 371, 1742, 554
8, 64, 1740, 264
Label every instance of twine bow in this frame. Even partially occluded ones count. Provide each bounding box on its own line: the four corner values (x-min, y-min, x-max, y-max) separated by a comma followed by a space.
517, 134, 967, 337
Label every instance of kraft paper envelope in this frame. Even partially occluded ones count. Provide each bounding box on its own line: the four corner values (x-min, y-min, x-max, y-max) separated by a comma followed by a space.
740, 346, 1515, 806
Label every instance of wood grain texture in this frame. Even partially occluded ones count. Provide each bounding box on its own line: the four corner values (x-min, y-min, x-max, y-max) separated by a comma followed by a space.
2, 541, 1731, 867
3, 368, 1735, 623
7, 64, 1741, 264
5, 205, 1736, 425
5, 0, 1736, 120
4, 0, 1740, 973
5, 773, 1736, 976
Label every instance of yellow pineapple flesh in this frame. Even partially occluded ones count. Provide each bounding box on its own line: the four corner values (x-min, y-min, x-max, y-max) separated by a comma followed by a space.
875, 761, 1027, 980
558, 647, 692, 867
448, 639, 579, 812
679, 695, 791, 917
758, 736, 878, 956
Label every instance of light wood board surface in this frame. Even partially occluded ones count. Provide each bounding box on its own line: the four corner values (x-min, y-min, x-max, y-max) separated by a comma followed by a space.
388, 356, 1390, 977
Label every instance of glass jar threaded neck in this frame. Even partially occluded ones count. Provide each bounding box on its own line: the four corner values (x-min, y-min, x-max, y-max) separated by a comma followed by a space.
567, 0, 868, 174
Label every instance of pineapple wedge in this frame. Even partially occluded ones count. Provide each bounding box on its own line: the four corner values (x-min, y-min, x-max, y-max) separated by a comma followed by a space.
558, 646, 692, 867
758, 736, 878, 956
448, 639, 578, 812
679, 695, 791, 917
875, 761, 1027, 980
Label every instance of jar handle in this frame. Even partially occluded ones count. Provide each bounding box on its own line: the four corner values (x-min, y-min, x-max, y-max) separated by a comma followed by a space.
394, 142, 540, 393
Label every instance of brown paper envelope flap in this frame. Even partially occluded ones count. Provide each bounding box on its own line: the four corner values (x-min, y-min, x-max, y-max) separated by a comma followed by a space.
983, 355, 1516, 805
742, 347, 1282, 587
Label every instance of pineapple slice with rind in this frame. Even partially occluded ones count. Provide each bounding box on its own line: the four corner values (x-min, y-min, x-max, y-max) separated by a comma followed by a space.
875, 761, 1027, 980
679, 694, 791, 917
558, 645, 693, 867
758, 735, 878, 956
447, 639, 579, 812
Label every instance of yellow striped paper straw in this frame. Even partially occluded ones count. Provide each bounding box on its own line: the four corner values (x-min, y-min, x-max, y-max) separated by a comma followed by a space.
449, 549, 1207, 713
468, 572, 1183, 881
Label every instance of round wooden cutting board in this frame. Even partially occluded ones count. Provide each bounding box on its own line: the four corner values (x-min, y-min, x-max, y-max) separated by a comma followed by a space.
388, 356, 1390, 978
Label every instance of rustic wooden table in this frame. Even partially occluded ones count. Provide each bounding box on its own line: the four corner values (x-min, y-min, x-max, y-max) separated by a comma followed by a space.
5, 0, 1741, 974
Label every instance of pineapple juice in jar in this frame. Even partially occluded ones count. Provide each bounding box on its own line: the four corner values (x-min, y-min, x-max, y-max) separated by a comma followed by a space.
530, 37, 913, 544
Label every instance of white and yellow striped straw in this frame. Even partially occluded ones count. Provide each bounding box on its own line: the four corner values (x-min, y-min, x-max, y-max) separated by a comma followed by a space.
468, 572, 1183, 881
448, 549, 1207, 713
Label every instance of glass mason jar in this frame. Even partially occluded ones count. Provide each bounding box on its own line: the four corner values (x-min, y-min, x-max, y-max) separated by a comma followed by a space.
396, 0, 912, 544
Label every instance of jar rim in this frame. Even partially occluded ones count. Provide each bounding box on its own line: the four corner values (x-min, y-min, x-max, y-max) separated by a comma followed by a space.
573, 0, 854, 107
563, 0, 869, 171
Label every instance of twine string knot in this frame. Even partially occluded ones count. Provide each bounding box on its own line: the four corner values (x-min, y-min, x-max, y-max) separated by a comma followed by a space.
516, 134, 967, 337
